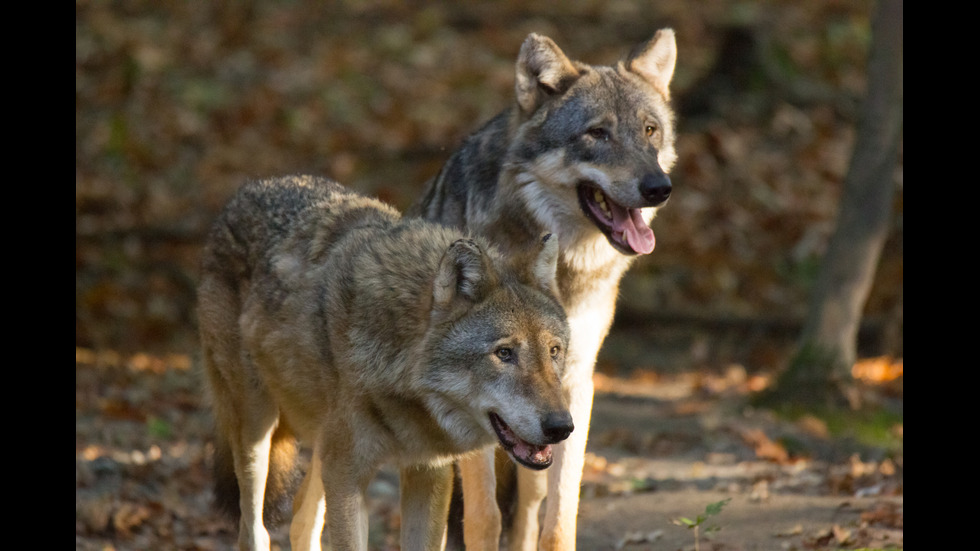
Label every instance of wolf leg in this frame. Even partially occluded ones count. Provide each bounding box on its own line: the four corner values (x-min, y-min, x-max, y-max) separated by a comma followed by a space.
459, 449, 501, 551
233, 406, 280, 551
322, 440, 371, 551
538, 376, 595, 551
508, 465, 548, 551
290, 450, 326, 551
400, 463, 454, 551
200, 277, 281, 551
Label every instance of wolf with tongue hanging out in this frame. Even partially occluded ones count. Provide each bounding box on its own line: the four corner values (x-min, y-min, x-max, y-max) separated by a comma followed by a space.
412, 29, 677, 550
580, 176, 662, 255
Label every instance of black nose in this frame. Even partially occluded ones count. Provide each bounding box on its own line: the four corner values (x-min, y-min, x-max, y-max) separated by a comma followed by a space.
541, 411, 575, 443
639, 172, 672, 206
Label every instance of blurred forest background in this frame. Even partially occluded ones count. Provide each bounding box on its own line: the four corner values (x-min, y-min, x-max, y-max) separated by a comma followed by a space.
76, 0, 902, 373
76, 2, 902, 549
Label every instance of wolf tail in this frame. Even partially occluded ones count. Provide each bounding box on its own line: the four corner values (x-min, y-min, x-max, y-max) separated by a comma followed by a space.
212, 420, 301, 527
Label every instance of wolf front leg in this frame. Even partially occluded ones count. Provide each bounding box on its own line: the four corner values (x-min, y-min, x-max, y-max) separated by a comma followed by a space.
540, 375, 594, 551
508, 464, 548, 551
322, 446, 372, 551
541, 390, 593, 550
507, 375, 595, 551
400, 462, 455, 551
535, 302, 611, 551
459, 449, 502, 551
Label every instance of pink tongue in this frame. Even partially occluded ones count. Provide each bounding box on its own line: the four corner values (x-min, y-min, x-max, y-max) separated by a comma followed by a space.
611, 205, 655, 254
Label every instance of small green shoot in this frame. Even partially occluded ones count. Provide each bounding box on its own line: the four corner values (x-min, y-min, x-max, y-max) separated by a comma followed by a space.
671, 498, 731, 551
146, 416, 173, 439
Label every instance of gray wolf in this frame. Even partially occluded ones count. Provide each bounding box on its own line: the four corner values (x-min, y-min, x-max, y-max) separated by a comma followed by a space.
199, 175, 574, 551
411, 29, 678, 550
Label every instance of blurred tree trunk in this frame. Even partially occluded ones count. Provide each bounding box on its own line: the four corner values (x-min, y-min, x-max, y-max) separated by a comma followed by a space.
764, 0, 903, 408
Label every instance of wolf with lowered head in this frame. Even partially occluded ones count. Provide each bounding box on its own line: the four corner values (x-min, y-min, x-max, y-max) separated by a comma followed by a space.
199, 175, 573, 551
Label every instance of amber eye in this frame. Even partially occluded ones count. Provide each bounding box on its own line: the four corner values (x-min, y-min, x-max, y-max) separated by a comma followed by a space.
645, 124, 658, 137
495, 348, 514, 362
550, 346, 561, 359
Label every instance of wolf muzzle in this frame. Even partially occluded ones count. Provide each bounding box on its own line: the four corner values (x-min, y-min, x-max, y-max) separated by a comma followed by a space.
490, 409, 574, 471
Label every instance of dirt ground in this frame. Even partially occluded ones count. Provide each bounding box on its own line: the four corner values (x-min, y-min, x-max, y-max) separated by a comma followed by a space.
577, 389, 902, 550
75, 349, 902, 551
578, 488, 899, 550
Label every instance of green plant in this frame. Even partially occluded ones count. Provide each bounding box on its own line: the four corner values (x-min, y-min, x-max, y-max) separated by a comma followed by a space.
671, 498, 731, 551
146, 416, 173, 439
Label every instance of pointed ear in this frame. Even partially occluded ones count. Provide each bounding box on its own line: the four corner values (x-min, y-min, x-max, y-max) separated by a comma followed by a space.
625, 28, 677, 99
532, 233, 561, 298
433, 238, 498, 310
515, 33, 581, 115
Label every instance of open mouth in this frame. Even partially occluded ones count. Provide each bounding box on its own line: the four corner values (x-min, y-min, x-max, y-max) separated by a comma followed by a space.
489, 412, 553, 470
577, 183, 656, 255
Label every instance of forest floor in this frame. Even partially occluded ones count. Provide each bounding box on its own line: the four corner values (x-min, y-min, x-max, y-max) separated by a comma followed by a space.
75, 347, 902, 551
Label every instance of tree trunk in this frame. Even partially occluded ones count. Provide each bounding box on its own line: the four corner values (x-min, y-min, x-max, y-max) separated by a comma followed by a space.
765, 0, 903, 408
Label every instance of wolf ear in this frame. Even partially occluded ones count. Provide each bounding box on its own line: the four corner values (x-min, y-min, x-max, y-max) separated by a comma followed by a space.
532, 233, 561, 298
515, 33, 581, 115
433, 238, 498, 310
625, 28, 677, 99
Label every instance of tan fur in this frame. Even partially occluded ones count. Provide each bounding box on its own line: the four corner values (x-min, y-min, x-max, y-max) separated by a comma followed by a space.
200, 176, 574, 551
412, 30, 678, 550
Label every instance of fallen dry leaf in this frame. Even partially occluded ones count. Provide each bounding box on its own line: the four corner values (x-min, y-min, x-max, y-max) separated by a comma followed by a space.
860, 500, 903, 529
740, 428, 790, 463
615, 529, 663, 550
832, 524, 853, 545
852, 356, 903, 383
113, 502, 153, 536
774, 524, 803, 537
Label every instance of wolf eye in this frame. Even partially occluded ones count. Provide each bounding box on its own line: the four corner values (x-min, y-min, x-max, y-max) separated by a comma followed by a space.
586, 127, 610, 141
495, 347, 514, 363
549, 345, 561, 359
645, 124, 659, 138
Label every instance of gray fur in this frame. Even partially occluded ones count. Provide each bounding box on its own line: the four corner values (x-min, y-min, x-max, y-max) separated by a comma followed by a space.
199, 175, 572, 551
410, 30, 678, 551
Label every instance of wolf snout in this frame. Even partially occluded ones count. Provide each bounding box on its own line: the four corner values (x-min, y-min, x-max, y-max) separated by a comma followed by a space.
541, 411, 575, 443
639, 172, 671, 206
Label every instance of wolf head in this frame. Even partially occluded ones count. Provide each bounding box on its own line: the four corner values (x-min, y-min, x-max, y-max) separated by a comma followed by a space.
508, 30, 677, 257
425, 234, 572, 470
